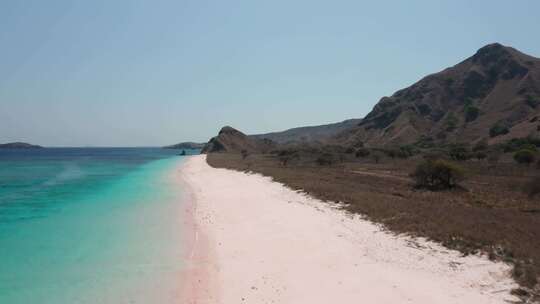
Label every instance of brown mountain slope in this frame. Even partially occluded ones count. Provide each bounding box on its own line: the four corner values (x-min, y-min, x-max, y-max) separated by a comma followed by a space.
336, 43, 540, 147
251, 119, 362, 144
201, 126, 275, 153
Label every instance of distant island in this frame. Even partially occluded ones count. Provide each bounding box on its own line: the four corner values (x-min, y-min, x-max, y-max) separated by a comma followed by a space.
0, 142, 43, 149
163, 142, 205, 150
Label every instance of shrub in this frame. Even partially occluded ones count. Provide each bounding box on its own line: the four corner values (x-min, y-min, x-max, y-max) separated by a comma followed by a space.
241, 149, 249, 159
411, 160, 465, 190
465, 105, 480, 122
353, 141, 364, 148
475, 151, 487, 160
489, 123, 510, 137
316, 153, 335, 166
445, 113, 459, 131
371, 152, 382, 164
525, 96, 539, 109
414, 136, 436, 149
355, 148, 370, 158
520, 144, 538, 152
448, 145, 471, 161
277, 149, 299, 166
399, 145, 415, 158
502, 137, 540, 153
383, 149, 399, 159
345, 147, 355, 154
472, 139, 488, 152
513, 149, 536, 165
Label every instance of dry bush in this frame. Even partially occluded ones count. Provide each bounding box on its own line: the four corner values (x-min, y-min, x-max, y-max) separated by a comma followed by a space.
514, 149, 536, 165
241, 149, 249, 159
411, 159, 465, 190
355, 148, 370, 158
316, 153, 335, 166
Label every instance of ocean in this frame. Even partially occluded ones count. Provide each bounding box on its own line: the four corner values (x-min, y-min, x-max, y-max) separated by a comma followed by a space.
0, 148, 193, 303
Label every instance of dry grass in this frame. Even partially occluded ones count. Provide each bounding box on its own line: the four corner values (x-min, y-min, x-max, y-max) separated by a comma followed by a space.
207, 152, 540, 301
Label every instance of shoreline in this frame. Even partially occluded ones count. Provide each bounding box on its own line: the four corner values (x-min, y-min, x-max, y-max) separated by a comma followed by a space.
175, 158, 220, 303
178, 155, 518, 303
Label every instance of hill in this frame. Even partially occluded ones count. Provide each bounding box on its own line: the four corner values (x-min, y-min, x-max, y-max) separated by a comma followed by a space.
163, 142, 205, 150
251, 119, 362, 144
336, 43, 540, 147
0, 142, 43, 149
201, 126, 275, 153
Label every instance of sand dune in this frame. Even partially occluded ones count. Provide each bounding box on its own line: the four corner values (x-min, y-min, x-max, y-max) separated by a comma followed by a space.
179, 155, 517, 303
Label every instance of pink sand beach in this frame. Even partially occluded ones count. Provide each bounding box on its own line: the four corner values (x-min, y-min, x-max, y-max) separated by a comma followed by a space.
177, 155, 518, 303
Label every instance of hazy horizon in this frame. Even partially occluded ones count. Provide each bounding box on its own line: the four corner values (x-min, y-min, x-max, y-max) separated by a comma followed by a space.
1, 0, 540, 146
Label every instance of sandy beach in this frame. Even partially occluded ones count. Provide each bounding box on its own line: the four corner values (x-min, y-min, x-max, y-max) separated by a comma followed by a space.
178, 155, 518, 303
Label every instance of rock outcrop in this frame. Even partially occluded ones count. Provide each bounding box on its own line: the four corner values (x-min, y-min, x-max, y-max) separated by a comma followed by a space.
202, 126, 275, 153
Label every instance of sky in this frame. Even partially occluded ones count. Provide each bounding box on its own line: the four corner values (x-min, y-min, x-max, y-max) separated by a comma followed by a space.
1, 0, 539, 147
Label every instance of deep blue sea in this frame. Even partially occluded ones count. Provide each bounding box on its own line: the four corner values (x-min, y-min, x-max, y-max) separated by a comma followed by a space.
0, 148, 194, 303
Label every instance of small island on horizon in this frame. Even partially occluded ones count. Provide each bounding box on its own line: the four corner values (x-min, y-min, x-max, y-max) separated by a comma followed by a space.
0, 142, 43, 149
163, 142, 205, 150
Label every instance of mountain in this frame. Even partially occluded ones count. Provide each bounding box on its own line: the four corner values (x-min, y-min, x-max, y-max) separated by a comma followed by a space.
163, 142, 205, 150
336, 43, 540, 147
251, 119, 362, 144
201, 126, 275, 153
0, 142, 43, 149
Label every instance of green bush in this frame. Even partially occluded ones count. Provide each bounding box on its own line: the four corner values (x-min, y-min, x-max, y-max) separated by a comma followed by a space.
465, 105, 480, 122
448, 145, 471, 161
475, 151, 487, 160
520, 144, 538, 152
411, 160, 465, 190
445, 113, 459, 131
525, 96, 539, 109
355, 148, 370, 158
316, 153, 335, 166
472, 139, 488, 152
502, 137, 540, 153
414, 136, 436, 149
489, 123, 510, 137
513, 149, 536, 165
384, 148, 410, 159
277, 149, 299, 166
398, 145, 415, 158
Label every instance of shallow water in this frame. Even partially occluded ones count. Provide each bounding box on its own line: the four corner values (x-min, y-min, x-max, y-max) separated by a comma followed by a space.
0, 148, 192, 303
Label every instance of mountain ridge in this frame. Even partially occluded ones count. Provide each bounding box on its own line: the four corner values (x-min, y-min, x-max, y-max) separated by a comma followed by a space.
334, 43, 540, 147
251, 119, 362, 144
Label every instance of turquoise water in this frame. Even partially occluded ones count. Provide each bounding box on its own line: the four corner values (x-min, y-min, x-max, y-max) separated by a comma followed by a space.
0, 148, 193, 303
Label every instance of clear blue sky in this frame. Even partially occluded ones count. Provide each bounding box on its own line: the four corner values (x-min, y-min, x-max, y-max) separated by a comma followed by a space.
1, 0, 539, 146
